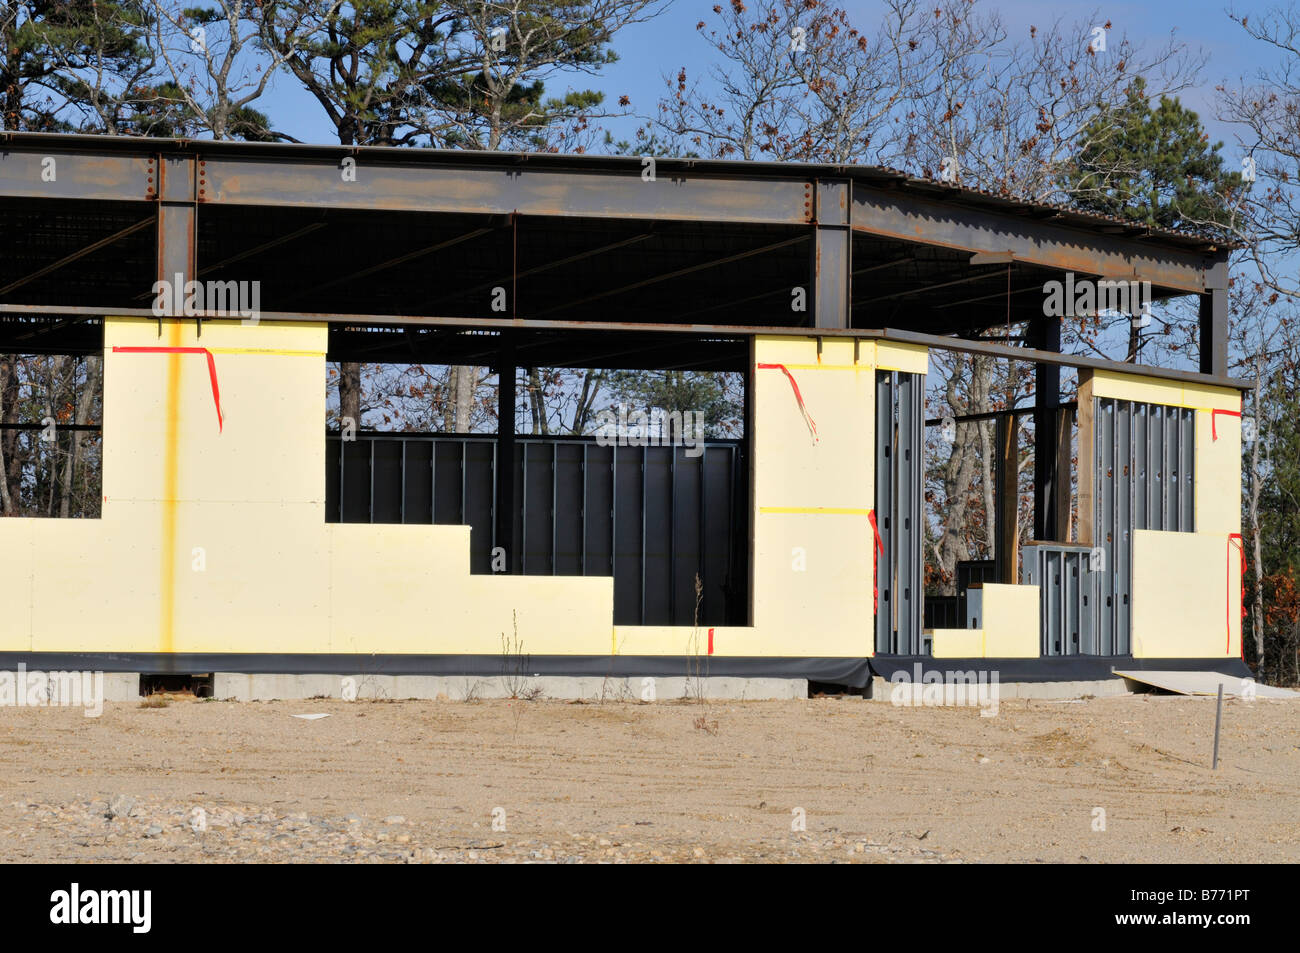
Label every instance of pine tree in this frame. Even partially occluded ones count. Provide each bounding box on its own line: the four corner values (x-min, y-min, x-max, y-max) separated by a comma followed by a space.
1064, 77, 1242, 237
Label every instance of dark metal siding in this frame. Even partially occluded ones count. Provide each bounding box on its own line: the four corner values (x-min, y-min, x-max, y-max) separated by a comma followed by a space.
327, 433, 744, 627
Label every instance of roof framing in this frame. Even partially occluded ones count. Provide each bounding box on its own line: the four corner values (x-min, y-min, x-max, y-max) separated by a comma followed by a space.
0, 132, 1233, 377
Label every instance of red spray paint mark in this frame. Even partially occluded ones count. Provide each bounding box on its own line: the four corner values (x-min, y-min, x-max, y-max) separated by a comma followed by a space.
756, 363, 818, 443
113, 346, 224, 432
868, 509, 885, 613
707, 628, 714, 655
1228, 533, 1247, 657
1211, 408, 1241, 441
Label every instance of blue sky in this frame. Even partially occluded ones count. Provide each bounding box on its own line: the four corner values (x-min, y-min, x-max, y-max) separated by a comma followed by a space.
257, 1, 1283, 155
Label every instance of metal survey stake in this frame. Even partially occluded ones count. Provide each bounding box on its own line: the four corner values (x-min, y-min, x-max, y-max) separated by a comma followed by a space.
1212, 684, 1224, 770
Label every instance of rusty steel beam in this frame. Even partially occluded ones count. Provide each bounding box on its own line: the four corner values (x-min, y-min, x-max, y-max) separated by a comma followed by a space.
813, 180, 851, 329
201, 155, 815, 225
0, 302, 1248, 390
0, 148, 152, 202
852, 184, 1222, 294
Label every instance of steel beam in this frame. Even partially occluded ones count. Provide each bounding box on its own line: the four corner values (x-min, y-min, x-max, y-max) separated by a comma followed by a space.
155, 154, 197, 320
813, 180, 851, 329
0, 147, 151, 202
0, 302, 1250, 390
852, 183, 1222, 294
200, 155, 815, 225
1199, 261, 1229, 376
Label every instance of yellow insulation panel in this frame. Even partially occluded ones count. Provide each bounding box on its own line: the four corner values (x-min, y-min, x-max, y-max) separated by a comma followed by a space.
931, 628, 984, 658
1082, 369, 1241, 411
2, 318, 1242, 664
1194, 408, 1242, 536
981, 584, 1040, 657
1132, 530, 1241, 658
0, 322, 932, 661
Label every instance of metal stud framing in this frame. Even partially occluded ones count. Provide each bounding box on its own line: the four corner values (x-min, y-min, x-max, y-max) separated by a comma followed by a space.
1021, 544, 1100, 656
874, 370, 924, 654
1089, 398, 1196, 655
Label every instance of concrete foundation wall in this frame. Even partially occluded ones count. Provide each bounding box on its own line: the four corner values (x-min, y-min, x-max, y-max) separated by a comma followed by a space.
866, 675, 1131, 701
212, 673, 809, 702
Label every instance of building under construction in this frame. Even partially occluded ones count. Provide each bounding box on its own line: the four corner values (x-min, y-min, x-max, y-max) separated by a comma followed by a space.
0, 133, 1250, 692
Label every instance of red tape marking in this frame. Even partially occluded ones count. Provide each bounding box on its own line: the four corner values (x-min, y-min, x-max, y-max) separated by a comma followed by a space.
1212, 408, 1241, 441
756, 363, 818, 443
1227, 533, 1246, 657
868, 509, 885, 613
113, 346, 223, 433
707, 628, 714, 656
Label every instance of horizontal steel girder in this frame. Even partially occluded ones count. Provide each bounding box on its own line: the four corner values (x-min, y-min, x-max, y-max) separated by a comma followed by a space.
0, 148, 154, 201
2, 145, 1229, 295
852, 184, 1222, 294
0, 302, 1249, 391
2, 147, 815, 223
201, 157, 816, 223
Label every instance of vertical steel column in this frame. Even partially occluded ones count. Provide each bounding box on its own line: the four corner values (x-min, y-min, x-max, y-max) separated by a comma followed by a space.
812, 180, 851, 329
494, 334, 516, 571
1198, 259, 1229, 376
155, 152, 196, 332
1033, 314, 1068, 541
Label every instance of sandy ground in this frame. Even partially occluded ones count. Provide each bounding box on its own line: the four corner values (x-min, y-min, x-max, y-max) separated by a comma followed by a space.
0, 692, 1296, 863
